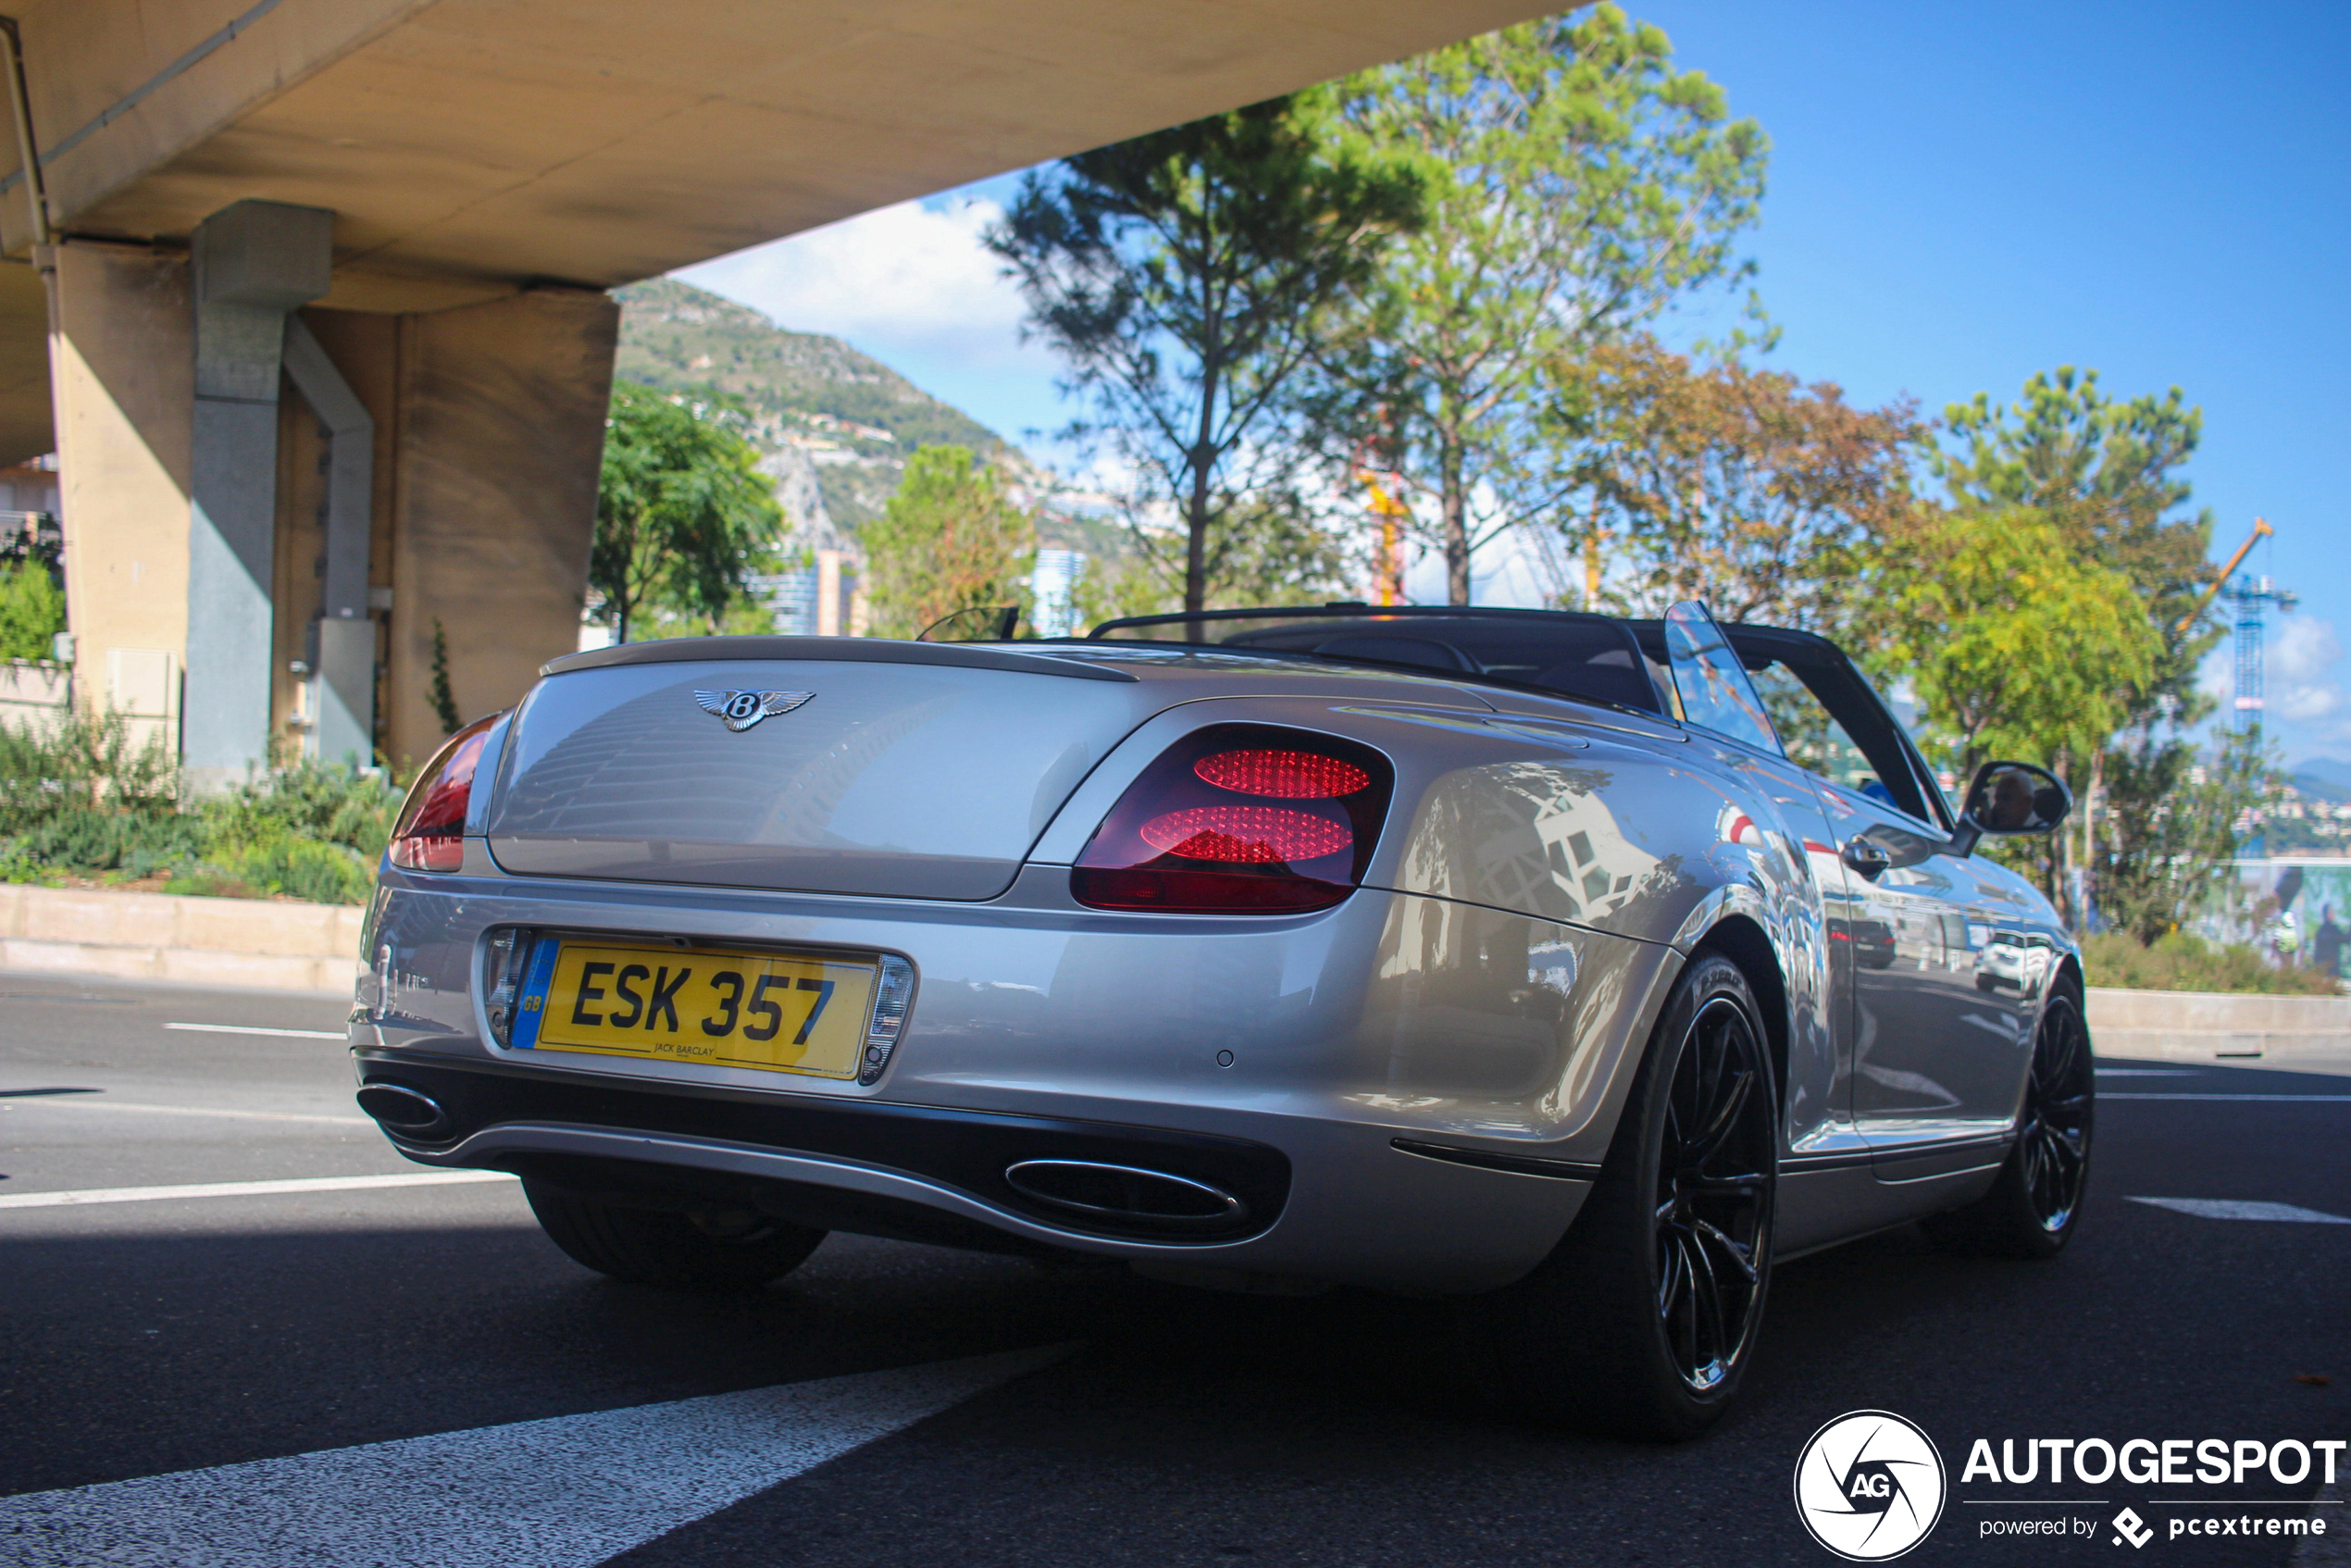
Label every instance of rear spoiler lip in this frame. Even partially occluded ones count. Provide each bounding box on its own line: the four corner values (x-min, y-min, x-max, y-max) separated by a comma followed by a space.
542, 635, 1138, 683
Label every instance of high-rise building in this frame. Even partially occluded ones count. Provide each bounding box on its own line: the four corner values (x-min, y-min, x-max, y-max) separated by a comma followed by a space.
1031, 548, 1085, 638
753, 567, 820, 636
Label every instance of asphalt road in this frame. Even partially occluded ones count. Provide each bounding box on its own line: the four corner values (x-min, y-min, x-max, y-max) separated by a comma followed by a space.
1, 969, 2344, 1567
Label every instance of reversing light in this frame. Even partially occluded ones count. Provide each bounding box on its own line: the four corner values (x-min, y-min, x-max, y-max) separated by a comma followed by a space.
1073, 725, 1392, 915
389, 714, 500, 872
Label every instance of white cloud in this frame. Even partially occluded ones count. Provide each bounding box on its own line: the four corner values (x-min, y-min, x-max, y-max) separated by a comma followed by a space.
2271, 615, 2342, 687
2196, 641, 2232, 703
673, 196, 1055, 383
2270, 616, 2345, 726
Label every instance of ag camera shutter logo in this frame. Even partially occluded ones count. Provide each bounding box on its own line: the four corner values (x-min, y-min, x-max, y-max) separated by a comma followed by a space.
1794, 1410, 1948, 1561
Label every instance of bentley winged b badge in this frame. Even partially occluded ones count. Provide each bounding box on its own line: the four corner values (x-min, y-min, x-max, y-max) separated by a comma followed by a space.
693, 689, 815, 732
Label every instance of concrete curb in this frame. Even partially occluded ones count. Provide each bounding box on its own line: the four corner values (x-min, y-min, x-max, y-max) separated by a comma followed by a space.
0, 884, 366, 994
2087, 986, 2351, 1064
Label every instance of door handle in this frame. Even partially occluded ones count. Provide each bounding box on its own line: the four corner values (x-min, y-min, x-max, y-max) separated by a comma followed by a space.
1841, 839, 1892, 879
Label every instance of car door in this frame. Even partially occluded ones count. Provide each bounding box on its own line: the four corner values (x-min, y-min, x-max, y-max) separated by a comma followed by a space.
1654, 604, 1848, 1154
1733, 628, 2027, 1151
1813, 786, 2021, 1145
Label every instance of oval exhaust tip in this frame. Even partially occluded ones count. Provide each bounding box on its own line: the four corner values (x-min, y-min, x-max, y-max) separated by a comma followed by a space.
1003, 1159, 1243, 1227
356, 1082, 453, 1139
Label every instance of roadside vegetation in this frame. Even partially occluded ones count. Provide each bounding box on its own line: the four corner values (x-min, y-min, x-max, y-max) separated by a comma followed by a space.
2081, 932, 2341, 998
0, 713, 396, 905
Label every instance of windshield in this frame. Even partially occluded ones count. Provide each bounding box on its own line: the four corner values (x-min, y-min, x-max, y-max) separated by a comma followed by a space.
1661, 601, 1783, 753
1089, 606, 1665, 714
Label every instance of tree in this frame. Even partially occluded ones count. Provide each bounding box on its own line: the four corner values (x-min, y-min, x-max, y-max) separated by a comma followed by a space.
860, 446, 1036, 640
988, 91, 1422, 613
1875, 508, 2160, 779
1937, 366, 2214, 694
1933, 367, 2224, 933
2095, 728, 2273, 945
1556, 338, 1923, 629
1330, 6, 1767, 604
591, 381, 783, 644
1872, 506, 2161, 917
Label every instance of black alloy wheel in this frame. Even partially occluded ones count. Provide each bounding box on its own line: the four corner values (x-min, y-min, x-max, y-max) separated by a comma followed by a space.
2019, 992, 2093, 1231
1655, 993, 1775, 1393
1924, 987, 2095, 1258
1460, 953, 1779, 1439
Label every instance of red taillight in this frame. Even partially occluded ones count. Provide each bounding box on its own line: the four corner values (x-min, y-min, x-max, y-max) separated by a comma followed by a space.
1073, 726, 1391, 914
1139, 806, 1353, 863
1191, 749, 1369, 799
389, 715, 500, 873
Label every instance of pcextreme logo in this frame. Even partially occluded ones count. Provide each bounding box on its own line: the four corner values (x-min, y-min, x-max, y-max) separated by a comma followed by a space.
1796, 1418, 2344, 1556
1795, 1411, 1949, 1561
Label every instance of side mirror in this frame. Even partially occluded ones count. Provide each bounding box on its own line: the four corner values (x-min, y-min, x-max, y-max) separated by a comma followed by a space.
1948, 760, 2071, 856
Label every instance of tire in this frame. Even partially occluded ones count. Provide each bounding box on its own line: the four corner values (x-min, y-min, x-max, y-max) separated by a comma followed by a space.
1922, 987, 2094, 1259
1460, 953, 1779, 1439
524, 1181, 827, 1290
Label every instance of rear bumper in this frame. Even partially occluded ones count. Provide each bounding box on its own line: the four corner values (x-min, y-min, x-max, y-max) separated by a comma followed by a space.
359, 1050, 1293, 1246
354, 867, 1668, 1291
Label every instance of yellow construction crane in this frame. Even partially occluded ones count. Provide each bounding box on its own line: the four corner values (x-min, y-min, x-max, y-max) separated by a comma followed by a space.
1359, 468, 1410, 605
2176, 517, 2272, 636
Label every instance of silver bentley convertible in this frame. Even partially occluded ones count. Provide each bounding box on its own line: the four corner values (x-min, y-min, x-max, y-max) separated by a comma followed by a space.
352, 600, 2091, 1437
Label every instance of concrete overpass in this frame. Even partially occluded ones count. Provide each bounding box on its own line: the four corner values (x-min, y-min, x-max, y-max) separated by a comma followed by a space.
5, 0, 1540, 778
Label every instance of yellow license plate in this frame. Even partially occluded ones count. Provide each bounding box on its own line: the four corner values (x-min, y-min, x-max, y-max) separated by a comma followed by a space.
515, 940, 877, 1078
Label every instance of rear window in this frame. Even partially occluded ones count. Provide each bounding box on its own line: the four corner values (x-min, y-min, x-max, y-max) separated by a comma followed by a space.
1092, 610, 1662, 714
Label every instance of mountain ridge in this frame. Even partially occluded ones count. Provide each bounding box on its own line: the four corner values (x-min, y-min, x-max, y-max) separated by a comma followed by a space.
2291, 759, 2351, 803
614, 279, 1004, 543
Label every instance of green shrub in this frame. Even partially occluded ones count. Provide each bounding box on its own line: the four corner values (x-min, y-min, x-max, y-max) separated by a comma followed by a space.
161, 865, 256, 900
13, 810, 205, 874
0, 718, 396, 903
203, 760, 400, 862
2081, 930, 2341, 996
0, 837, 62, 886
0, 710, 179, 831
217, 836, 375, 905
0, 560, 64, 662
181, 760, 398, 903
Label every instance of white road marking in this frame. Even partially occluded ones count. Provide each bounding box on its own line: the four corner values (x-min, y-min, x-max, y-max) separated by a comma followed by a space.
2128, 1197, 2351, 1225
0, 1172, 514, 1211
3, 1097, 369, 1126
2094, 1068, 2202, 1076
0, 1345, 1072, 1568
2100, 1093, 2351, 1102
166, 1022, 345, 1039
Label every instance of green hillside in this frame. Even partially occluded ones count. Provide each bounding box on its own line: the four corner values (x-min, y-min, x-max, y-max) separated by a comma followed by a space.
614, 280, 999, 454
613, 279, 1101, 549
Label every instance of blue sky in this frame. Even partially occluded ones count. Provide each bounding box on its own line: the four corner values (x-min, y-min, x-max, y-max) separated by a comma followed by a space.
680, 0, 2351, 765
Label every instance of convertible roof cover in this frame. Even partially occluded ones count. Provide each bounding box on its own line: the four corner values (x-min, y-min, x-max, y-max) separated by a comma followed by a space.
1089, 604, 1664, 715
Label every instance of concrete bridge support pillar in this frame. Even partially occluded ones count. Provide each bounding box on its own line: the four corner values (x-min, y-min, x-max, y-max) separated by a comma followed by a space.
185, 200, 333, 790
51, 241, 193, 765
52, 233, 616, 781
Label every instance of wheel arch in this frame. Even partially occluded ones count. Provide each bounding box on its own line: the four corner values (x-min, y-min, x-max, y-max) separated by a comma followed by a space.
1689, 915, 1791, 1114
2042, 952, 2092, 1064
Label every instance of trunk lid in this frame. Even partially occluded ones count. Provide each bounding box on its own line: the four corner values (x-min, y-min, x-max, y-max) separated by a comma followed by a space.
484, 646, 1149, 900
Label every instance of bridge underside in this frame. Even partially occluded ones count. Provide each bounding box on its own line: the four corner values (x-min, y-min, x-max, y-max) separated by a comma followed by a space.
6, 0, 1541, 772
